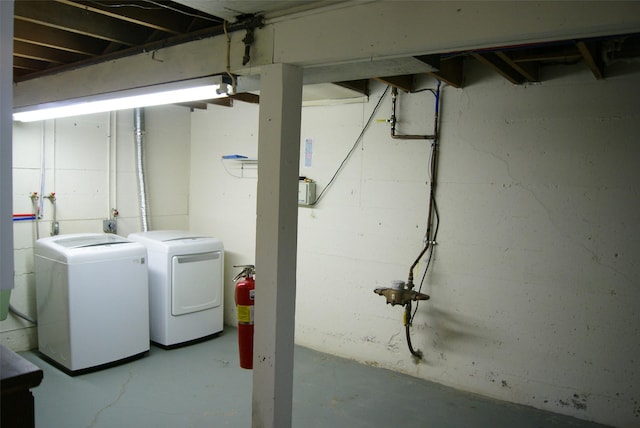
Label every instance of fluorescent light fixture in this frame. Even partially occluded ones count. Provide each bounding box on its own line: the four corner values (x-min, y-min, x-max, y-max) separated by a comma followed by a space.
13, 76, 231, 122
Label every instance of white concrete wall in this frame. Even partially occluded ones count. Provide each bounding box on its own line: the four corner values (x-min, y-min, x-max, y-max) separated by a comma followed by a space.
189, 101, 260, 326
1, 106, 191, 350
189, 64, 640, 427
4, 60, 639, 426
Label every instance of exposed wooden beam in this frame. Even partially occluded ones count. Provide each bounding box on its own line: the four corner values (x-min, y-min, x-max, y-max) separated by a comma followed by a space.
208, 97, 234, 107
177, 97, 234, 109
509, 46, 582, 63
15, 0, 152, 46
13, 56, 47, 72
14, 20, 105, 55
576, 41, 604, 80
230, 92, 260, 104
333, 80, 369, 96
496, 51, 539, 82
420, 55, 464, 88
472, 52, 526, 85
61, 0, 183, 35
374, 75, 414, 92
13, 40, 89, 64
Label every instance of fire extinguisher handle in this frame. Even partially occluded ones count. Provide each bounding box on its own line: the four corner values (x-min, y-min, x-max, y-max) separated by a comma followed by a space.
233, 264, 255, 281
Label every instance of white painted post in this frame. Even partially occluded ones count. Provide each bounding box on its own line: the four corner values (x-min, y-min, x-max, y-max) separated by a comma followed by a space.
252, 63, 303, 428
0, 1, 14, 303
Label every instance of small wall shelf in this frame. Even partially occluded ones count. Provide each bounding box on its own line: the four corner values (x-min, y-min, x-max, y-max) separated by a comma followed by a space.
220, 156, 258, 179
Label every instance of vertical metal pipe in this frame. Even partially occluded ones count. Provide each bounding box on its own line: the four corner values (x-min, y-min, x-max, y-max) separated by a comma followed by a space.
134, 108, 150, 232
38, 121, 46, 219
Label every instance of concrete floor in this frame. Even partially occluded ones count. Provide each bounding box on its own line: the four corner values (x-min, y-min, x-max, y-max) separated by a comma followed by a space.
20, 328, 611, 428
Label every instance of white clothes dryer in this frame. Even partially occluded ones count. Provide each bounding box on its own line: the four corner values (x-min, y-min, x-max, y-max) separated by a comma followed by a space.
34, 233, 150, 374
128, 231, 224, 347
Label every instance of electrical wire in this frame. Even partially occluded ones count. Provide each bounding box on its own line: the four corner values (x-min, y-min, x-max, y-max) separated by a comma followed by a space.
143, 0, 222, 22
223, 20, 237, 92
9, 304, 37, 325
88, 0, 223, 23
404, 81, 442, 356
405, 302, 423, 360
413, 88, 437, 95
311, 86, 390, 206
411, 195, 439, 323
87, 1, 164, 10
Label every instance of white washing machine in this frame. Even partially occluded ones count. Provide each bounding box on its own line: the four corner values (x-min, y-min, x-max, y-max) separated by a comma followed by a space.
34, 233, 150, 374
128, 230, 224, 347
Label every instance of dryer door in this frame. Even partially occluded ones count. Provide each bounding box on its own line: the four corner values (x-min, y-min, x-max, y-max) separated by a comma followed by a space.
171, 251, 222, 316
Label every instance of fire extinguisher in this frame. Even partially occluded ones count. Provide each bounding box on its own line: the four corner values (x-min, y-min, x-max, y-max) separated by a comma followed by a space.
234, 264, 255, 369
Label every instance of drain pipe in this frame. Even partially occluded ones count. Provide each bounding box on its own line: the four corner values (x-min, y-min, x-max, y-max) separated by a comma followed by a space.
134, 108, 150, 232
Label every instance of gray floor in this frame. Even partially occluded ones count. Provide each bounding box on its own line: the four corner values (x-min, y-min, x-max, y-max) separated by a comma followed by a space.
20, 329, 611, 428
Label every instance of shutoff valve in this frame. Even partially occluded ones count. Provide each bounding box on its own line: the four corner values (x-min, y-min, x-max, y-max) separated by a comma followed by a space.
374, 280, 430, 306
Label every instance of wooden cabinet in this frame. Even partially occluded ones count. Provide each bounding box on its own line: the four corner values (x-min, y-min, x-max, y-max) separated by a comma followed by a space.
1, 345, 43, 428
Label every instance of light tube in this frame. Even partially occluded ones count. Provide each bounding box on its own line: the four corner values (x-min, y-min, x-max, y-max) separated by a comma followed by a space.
13, 78, 230, 122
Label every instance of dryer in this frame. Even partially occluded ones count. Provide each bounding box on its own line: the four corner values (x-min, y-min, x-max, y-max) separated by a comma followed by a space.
34, 233, 149, 374
128, 231, 224, 347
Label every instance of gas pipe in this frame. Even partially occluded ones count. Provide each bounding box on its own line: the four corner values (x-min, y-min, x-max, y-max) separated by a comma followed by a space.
234, 265, 255, 369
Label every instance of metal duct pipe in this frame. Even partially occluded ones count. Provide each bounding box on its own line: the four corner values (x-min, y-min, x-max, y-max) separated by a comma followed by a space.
134, 108, 150, 232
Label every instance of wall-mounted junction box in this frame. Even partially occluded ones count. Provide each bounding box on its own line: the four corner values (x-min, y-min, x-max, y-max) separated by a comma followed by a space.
103, 219, 117, 234
298, 181, 316, 206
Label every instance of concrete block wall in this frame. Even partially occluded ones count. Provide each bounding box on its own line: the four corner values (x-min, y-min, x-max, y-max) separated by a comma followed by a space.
4, 60, 639, 426
2, 106, 191, 351
189, 63, 640, 427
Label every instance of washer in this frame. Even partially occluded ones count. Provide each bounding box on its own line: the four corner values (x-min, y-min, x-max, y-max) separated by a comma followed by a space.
34, 233, 149, 374
128, 230, 224, 347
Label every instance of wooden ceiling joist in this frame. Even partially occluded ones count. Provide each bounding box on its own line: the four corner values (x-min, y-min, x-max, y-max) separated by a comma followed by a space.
14, 0, 154, 46
472, 52, 527, 85
374, 75, 414, 92
418, 55, 464, 88
334, 80, 369, 96
230, 92, 261, 104
495, 51, 539, 82
577, 41, 605, 80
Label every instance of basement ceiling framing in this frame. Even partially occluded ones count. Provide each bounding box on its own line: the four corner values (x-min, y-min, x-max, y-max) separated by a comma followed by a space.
11, 0, 640, 104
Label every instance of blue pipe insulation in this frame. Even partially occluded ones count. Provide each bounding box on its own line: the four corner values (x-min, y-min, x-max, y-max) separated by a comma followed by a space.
13, 216, 36, 221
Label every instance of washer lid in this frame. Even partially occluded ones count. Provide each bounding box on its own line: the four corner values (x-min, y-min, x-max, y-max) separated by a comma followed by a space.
55, 234, 129, 248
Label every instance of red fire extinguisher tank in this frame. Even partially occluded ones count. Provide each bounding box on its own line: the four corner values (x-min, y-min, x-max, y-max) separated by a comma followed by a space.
234, 265, 255, 369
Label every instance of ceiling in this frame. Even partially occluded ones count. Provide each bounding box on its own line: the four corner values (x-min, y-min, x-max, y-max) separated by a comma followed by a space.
12, 0, 640, 102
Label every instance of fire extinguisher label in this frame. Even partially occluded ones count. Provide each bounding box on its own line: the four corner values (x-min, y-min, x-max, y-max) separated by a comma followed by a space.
237, 305, 254, 324
250, 290, 255, 300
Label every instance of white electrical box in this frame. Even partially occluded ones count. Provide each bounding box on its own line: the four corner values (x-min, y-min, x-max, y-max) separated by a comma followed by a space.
298, 181, 316, 205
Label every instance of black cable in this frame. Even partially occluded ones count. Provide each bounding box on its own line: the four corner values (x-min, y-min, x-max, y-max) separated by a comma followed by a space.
88, 1, 164, 9
413, 88, 437, 95
9, 304, 37, 325
406, 82, 442, 340
411, 195, 439, 323
88, 0, 224, 23
311, 86, 391, 206
405, 303, 423, 359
